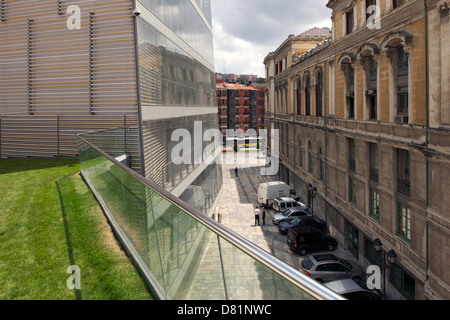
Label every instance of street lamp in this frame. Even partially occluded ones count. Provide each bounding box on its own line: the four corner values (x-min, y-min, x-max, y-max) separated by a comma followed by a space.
308, 183, 318, 220
373, 238, 398, 298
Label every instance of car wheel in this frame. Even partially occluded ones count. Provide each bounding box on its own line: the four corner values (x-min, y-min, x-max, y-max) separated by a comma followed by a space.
315, 279, 324, 284
327, 243, 336, 251
299, 247, 307, 256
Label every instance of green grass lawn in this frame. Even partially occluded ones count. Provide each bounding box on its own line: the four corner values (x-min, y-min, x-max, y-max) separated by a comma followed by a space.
0, 158, 153, 300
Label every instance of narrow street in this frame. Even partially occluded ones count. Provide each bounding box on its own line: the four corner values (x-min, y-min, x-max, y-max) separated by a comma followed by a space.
214, 152, 357, 271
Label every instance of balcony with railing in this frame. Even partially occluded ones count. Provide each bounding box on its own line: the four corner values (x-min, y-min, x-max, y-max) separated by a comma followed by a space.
397, 177, 411, 196
369, 167, 379, 182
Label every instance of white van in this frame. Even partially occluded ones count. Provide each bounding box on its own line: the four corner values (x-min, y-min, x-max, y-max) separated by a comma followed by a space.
257, 181, 299, 207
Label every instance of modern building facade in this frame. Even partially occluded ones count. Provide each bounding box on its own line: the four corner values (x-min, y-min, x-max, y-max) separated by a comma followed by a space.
0, 0, 222, 214
265, 0, 450, 300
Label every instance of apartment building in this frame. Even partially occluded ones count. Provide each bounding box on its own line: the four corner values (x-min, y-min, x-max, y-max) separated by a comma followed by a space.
216, 82, 262, 142
250, 82, 267, 134
0, 0, 222, 214
264, 0, 450, 300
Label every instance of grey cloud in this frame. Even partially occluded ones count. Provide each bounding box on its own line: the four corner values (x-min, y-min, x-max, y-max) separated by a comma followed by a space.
212, 0, 331, 45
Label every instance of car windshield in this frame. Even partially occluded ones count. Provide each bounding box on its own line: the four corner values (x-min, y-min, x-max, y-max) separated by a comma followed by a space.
282, 209, 292, 217
301, 257, 314, 270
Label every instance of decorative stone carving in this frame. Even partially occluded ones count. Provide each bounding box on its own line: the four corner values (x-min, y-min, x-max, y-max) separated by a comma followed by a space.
438, 1, 449, 17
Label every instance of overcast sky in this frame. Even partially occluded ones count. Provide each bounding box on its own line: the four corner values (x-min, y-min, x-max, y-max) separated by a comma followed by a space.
211, 0, 332, 78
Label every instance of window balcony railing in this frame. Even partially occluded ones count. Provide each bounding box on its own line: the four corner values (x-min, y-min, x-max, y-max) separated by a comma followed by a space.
397, 61, 408, 77
77, 127, 343, 301
369, 168, 379, 182
349, 159, 356, 172
397, 177, 411, 196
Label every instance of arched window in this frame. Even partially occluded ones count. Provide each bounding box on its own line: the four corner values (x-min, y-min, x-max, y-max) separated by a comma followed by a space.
296, 77, 302, 115
396, 45, 409, 118
356, 43, 380, 121
299, 140, 303, 168
338, 53, 356, 119
304, 73, 311, 116
308, 140, 313, 174
314, 67, 323, 117
381, 31, 413, 124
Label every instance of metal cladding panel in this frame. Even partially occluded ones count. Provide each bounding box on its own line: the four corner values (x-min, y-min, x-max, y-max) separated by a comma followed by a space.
0, 114, 142, 172
141, 119, 167, 188
0, 0, 142, 172
0, 115, 58, 157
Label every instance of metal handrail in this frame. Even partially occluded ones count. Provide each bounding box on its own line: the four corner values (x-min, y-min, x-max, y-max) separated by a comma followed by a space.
77, 132, 344, 301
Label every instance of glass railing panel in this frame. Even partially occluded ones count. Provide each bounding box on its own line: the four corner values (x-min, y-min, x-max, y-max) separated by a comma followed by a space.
217, 237, 315, 300
77, 128, 343, 301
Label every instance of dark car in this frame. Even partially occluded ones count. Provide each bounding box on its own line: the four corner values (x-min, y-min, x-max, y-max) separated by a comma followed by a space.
278, 216, 327, 235
286, 226, 338, 256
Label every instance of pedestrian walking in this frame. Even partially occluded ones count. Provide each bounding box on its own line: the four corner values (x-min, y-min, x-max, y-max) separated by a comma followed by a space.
261, 206, 266, 225
235, 167, 238, 177
254, 206, 260, 226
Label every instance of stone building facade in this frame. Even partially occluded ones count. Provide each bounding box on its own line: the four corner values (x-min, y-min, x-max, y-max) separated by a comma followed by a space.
264, 0, 450, 300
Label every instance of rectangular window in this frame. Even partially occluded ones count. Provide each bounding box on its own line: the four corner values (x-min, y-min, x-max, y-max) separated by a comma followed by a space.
369, 143, 378, 181
347, 97, 355, 119
369, 58, 378, 83
347, 223, 359, 259
369, 188, 379, 220
369, 95, 377, 120
348, 65, 355, 87
392, 0, 406, 10
391, 263, 416, 300
397, 149, 410, 196
299, 148, 303, 168
397, 89, 408, 115
349, 176, 356, 205
364, 237, 382, 267
346, 10, 354, 35
397, 46, 409, 77
348, 138, 356, 172
397, 202, 411, 241
366, 0, 377, 22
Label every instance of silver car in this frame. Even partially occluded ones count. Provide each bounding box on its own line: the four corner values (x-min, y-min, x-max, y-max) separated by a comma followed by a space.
300, 253, 366, 284
323, 279, 383, 300
271, 207, 311, 225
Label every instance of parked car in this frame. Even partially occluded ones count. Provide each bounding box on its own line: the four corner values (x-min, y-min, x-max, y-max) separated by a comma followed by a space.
278, 216, 327, 234
286, 226, 338, 256
272, 207, 312, 225
323, 278, 383, 300
272, 197, 307, 212
300, 253, 365, 283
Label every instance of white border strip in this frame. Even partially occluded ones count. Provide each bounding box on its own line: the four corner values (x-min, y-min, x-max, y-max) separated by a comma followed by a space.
189, 0, 213, 33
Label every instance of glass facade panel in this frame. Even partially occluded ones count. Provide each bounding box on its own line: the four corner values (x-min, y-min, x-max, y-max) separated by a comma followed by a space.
137, 18, 215, 108
138, 0, 214, 65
